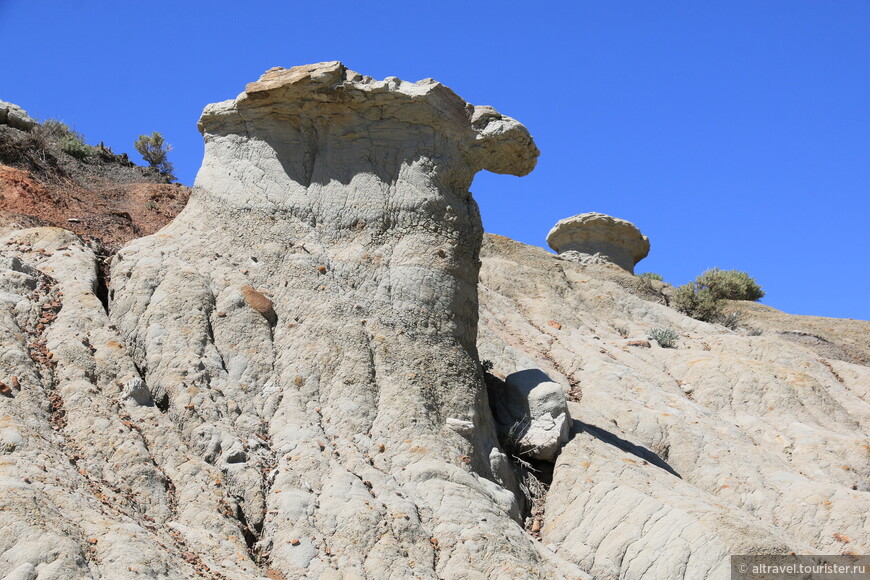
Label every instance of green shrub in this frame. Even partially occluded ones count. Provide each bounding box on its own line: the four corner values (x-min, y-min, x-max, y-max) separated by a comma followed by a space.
60, 132, 92, 160
636, 272, 663, 281
40, 119, 71, 137
696, 268, 764, 301
134, 131, 174, 178
672, 268, 763, 324
672, 283, 724, 322
648, 327, 679, 348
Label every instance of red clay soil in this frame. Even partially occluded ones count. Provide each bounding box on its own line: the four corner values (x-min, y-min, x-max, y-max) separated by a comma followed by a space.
0, 164, 190, 250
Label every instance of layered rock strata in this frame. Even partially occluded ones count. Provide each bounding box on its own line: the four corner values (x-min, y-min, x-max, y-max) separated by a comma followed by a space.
101, 62, 580, 578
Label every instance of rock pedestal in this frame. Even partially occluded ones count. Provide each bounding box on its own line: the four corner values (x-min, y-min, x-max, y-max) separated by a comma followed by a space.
103, 62, 579, 578
546, 212, 649, 273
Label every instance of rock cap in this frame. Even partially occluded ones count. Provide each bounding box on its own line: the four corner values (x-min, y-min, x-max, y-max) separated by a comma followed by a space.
198, 61, 539, 179
546, 212, 650, 273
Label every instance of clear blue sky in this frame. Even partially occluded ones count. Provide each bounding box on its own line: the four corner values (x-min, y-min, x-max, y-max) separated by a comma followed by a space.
2, 1, 868, 320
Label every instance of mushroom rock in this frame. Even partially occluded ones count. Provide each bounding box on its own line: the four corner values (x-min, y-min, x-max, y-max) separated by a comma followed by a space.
107, 63, 581, 577
546, 212, 650, 273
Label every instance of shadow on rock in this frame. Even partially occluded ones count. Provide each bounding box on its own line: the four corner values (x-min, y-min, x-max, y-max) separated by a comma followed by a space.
572, 419, 682, 478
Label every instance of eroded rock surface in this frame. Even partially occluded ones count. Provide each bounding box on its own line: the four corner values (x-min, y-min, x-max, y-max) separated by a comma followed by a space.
478, 234, 869, 579
67, 61, 578, 579
2, 63, 868, 580
546, 212, 650, 273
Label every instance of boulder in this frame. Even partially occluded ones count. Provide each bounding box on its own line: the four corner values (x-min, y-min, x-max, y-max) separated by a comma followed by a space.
0, 100, 37, 131
546, 212, 650, 273
501, 369, 571, 461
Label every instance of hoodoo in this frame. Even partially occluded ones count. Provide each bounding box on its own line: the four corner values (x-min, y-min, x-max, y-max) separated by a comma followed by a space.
546, 212, 650, 273
107, 62, 574, 577
1, 63, 868, 580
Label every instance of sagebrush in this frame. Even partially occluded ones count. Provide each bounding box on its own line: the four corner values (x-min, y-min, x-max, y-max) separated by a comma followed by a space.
0, 118, 92, 168
134, 131, 174, 178
672, 283, 724, 322
60, 132, 92, 160
648, 327, 679, 348
673, 268, 763, 324
696, 268, 764, 301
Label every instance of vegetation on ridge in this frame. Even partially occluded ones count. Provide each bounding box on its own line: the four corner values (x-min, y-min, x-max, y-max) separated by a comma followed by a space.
134, 131, 174, 180
673, 267, 764, 324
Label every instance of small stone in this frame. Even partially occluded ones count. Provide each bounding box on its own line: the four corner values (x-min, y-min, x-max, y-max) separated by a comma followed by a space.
241, 285, 277, 325
446, 418, 474, 435
225, 449, 248, 464
121, 377, 152, 406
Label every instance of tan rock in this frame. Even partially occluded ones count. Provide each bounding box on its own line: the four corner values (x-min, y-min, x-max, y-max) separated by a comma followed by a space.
241, 285, 277, 325
546, 212, 650, 273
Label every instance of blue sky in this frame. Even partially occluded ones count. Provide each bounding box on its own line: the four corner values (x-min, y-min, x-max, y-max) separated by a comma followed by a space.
2, 1, 868, 320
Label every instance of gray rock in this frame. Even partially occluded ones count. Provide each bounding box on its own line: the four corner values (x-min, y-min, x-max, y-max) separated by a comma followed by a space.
225, 448, 248, 464
4, 563, 37, 580
103, 62, 578, 579
1, 64, 866, 580
500, 369, 571, 461
121, 376, 152, 405
0, 100, 37, 131
446, 417, 475, 436
477, 232, 870, 579
0, 428, 25, 453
